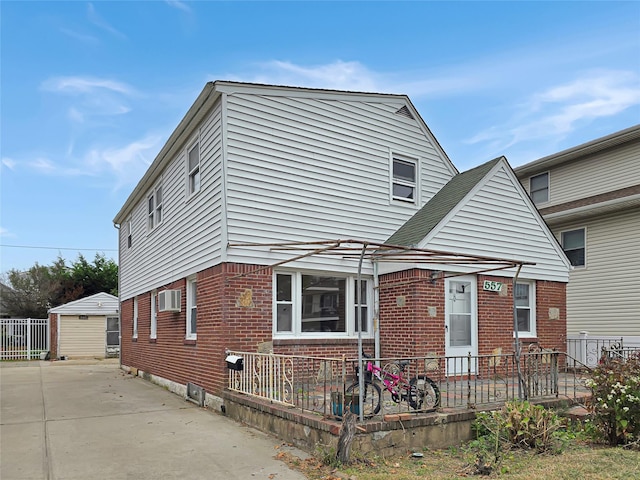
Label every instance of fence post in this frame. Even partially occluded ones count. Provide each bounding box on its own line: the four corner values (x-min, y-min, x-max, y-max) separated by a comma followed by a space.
579, 331, 588, 366
26, 318, 32, 360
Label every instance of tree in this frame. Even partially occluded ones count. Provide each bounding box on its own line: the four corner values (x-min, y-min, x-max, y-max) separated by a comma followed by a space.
1, 254, 118, 318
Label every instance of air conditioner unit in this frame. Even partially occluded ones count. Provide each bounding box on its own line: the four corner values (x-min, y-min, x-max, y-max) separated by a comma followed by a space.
158, 289, 181, 312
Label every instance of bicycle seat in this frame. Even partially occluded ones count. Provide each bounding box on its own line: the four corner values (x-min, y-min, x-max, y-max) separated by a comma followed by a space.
399, 360, 411, 369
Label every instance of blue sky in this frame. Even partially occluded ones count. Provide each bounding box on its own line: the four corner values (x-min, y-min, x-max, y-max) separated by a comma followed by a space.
1, 1, 639, 275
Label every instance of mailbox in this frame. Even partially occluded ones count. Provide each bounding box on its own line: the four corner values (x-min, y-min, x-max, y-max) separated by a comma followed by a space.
225, 355, 244, 371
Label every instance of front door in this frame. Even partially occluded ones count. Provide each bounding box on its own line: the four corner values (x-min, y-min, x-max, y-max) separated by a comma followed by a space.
445, 276, 477, 375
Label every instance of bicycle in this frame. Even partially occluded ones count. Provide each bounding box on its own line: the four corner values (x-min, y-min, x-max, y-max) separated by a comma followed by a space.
345, 352, 440, 417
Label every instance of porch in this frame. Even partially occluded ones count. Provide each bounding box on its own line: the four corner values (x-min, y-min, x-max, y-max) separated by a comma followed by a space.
222, 349, 592, 454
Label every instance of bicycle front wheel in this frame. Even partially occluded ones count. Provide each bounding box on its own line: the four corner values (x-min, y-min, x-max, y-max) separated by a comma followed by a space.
345, 380, 381, 417
409, 375, 440, 411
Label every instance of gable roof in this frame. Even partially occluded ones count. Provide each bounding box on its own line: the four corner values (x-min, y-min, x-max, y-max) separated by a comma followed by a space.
386, 157, 502, 246
113, 80, 458, 224
49, 292, 119, 315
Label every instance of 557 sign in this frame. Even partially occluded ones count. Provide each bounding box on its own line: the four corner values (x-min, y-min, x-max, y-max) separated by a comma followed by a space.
483, 280, 503, 292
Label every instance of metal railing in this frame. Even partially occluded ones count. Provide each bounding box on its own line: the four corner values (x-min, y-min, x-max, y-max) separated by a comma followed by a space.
226, 349, 592, 417
566, 335, 625, 368
1, 318, 49, 360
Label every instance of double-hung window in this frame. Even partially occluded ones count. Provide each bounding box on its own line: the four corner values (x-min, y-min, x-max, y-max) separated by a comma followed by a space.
147, 185, 163, 230
133, 296, 138, 338
186, 277, 197, 339
127, 219, 133, 248
274, 272, 371, 337
529, 172, 549, 204
561, 228, 585, 267
392, 156, 417, 202
188, 142, 201, 195
514, 282, 536, 337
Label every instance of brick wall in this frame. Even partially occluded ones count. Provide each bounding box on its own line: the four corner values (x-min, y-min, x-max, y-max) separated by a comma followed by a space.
121, 264, 567, 398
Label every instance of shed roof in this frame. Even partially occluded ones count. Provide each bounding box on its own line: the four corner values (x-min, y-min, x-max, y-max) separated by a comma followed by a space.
49, 292, 119, 315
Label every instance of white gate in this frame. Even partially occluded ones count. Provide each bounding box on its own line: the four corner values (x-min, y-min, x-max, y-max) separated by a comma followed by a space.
0, 318, 49, 360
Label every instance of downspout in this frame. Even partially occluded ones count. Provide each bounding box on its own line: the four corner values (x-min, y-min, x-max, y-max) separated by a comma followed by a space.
114, 222, 122, 368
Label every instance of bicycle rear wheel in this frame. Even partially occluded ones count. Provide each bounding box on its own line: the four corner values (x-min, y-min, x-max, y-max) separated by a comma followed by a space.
345, 380, 381, 416
409, 375, 440, 411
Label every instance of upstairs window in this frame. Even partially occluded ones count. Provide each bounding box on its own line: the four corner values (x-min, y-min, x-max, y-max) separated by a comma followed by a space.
562, 228, 585, 267
530, 172, 549, 204
188, 142, 201, 195
186, 277, 197, 339
392, 157, 417, 202
147, 185, 163, 230
127, 219, 133, 248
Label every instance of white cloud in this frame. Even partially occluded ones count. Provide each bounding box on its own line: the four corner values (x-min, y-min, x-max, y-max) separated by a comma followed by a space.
165, 0, 192, 13
41, 76, 134, 96
59, 28, 99, 44
87, 3, 127, 40
466, 70, 640, 153
1, 157, 16, 170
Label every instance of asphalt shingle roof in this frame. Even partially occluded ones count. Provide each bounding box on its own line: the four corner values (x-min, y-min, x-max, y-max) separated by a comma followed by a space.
386, 157, 503, 246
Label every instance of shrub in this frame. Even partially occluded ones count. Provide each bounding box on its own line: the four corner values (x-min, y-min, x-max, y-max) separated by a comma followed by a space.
585, 352, 640, 447
474, 400, 562, 453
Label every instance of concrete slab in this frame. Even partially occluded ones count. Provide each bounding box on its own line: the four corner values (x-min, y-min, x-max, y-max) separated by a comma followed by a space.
0, 360, 307, 480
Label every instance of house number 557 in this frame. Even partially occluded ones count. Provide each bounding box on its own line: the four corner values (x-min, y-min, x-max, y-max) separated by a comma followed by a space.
483, 280, 503, 292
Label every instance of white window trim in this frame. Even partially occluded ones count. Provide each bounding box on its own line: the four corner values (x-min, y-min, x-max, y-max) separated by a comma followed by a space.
187, 138, 201, 197
514, 281, 536, 338
529, 171, 550, 205
273, 271, 373, 339
560, 227, 586, 269
389, 152, 420, 204
150, 290, 157, 339
127, 219, 133, 249
186, 277, 197, 340
133, 296, 138, 338
147, 184, 163, 232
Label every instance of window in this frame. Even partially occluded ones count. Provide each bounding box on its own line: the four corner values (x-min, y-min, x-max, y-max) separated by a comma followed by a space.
529, 172, 549, 204
274, 272, 371, 337
133, 296, 138, 338
561, 228, 585, 267
392, 157, 417, 202
188, 142, 201, 195
147, 185, 163, 230
150, 291, 157, 339
186, 277, 197, 339
127, 219, 133, 248
514, 282, 536, 336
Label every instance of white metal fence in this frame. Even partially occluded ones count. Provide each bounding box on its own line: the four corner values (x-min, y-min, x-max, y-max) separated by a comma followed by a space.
1, 318, 49, 360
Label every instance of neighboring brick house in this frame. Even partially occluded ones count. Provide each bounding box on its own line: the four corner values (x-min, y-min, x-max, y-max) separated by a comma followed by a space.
113, 81, 570, 401
515, 125, 640, 359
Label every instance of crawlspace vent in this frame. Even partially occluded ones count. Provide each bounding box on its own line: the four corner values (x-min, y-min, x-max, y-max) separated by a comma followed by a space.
395, 105, 415, 120
186, 382, 206, 407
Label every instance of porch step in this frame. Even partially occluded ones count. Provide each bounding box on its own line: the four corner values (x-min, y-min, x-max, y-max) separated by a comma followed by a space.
564, 404, 590, 421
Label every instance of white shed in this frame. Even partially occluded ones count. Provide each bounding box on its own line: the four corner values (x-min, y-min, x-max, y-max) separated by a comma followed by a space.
48, 292, 119, 359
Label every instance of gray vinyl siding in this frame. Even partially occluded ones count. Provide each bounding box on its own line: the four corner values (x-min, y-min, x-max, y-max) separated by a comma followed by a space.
119, 102, 224, 299
555, 209, 640, 336
223, 93, 455, 272
522, 141, 640, 207
425, 164, 570, 282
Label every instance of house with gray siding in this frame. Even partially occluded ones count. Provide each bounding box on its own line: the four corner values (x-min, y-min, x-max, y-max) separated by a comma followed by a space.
114, 81, 570, 404
515, 125, 640, 361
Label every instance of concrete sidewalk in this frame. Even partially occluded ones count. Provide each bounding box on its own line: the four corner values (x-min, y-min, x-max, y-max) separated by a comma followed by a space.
0, 360, 308, 480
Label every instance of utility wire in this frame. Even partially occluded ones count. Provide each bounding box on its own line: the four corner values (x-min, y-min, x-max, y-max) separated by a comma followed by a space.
0, 244, 117, 252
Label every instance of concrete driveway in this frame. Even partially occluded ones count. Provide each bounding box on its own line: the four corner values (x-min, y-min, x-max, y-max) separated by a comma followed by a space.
0, 360, 308, 480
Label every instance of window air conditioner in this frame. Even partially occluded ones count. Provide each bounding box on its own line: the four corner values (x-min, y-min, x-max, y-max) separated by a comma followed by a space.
158, 289, 181, 312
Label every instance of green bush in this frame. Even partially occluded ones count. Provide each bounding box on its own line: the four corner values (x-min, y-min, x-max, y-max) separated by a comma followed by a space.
585, 352, 640, 447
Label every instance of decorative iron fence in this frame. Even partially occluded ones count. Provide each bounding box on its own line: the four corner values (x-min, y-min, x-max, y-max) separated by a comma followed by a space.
566, 335, 626, 368
0, 318, 49, 360
226, 349, 591, 417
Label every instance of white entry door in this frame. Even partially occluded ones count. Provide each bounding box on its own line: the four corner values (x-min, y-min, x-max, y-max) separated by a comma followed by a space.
445, 276, 477, 374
